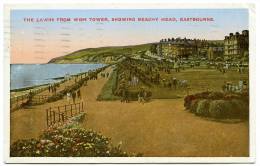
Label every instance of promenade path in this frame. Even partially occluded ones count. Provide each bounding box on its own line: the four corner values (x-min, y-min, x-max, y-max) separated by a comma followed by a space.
10, 67, 249, 157
10, 68, 110, 144
10, 73, 85, 110
30, 73, 87, 100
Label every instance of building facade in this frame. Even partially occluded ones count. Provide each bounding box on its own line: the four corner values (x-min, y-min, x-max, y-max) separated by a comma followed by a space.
224, 30, 249, 59
156, 38, 224, 59
157, 38, 198, 58
207, 46, 224, 60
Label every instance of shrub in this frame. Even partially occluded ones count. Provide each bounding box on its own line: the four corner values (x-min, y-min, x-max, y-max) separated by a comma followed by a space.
195, 99, 210, 116
208, 100, 224, 118
10, 127, 140, 157
229, 99, 249, 119
223, 93, 241, 100
194, 91, 211, 99
208, 92, 225, 100
208, 99, 248, 119
190, 99, 199, 113
185, 91, 249, 120
184, 95, 195, 109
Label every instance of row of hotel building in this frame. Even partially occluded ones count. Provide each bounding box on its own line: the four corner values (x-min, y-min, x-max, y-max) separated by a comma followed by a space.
155, 30, 249, 60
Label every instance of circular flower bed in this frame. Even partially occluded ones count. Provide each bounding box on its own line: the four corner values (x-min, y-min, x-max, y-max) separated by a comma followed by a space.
184, 91, 249, 119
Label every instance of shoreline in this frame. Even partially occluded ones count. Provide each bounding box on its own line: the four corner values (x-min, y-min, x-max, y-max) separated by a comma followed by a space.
11, 83, 49, 92
11, 63, 108, 93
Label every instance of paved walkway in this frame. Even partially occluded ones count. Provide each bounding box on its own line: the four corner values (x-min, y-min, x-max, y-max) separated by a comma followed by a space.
10, 68, 110, 144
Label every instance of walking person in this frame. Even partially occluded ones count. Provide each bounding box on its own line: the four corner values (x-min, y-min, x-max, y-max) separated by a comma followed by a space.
66, 91, 71, 104
84, 80, 88, 86
77, 89, 81, 100
138, 88, 145, 104
173, 77, 177, 90
143, 90, 147, 103
125, 89, 129, 103
28, 90, 33, 103
121, 88, 126, 103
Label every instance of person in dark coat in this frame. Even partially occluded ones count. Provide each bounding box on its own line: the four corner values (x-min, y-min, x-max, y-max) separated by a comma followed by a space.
77, 89, 81, 100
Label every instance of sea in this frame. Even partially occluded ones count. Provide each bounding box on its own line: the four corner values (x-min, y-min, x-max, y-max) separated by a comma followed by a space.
11, 64, 106, 90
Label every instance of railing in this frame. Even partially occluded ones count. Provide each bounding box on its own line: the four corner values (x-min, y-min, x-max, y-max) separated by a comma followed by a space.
10, 65, 109, 110
46, 102, 84, 127
31, 95, 50, 105
10, 94, 29, 110
10, 86, 49, 110
31, 86, 49, 95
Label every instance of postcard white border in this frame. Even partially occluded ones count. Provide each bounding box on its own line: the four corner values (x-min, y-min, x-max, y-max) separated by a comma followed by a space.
3, 2, 256, 164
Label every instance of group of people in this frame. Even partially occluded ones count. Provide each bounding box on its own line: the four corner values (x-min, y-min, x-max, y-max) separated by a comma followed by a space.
128, 75, 139, 86
100, 72, 110, 78
120, 87, 149, 104
48, 84, 59, 94
222, 80, 247, 93
66, 89, 81, 104
137, 88, 148, 104
161, 77, 189, 90
214, 62, 247, 75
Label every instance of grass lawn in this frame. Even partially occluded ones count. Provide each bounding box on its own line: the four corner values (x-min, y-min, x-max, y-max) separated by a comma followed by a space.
97, 70, 121, 101
98, 67, 249, 100
150, 68, 249, 98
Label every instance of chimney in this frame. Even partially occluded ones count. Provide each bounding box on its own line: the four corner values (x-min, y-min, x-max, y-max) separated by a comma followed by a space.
242, 30, 249, 36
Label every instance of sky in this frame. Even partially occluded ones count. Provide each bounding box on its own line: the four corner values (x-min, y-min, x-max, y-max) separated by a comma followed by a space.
10, 9, 248, 64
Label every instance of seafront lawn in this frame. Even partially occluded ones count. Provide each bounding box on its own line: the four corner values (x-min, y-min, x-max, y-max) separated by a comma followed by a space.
98, 67, 249, 100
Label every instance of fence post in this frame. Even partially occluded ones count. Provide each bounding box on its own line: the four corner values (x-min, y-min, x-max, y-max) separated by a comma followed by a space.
58, 106, 60, 122
46, 109, 49, 127
74, 104, 76, 115
49, 107, 52, 125
65, 105, 67, 119
70, 104, 73, 117
53, 111, 56, 124
62, 113, 64, 123
78, 103, 81, 114
82, 102, 84, 112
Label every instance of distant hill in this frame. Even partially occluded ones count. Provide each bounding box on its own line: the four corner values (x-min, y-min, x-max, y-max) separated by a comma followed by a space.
48, 40, 224, 64
48, 43, 153, 64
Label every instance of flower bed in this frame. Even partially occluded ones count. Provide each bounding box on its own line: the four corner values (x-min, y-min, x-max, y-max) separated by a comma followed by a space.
184, 91, 249, 119
10, 113, 141, 157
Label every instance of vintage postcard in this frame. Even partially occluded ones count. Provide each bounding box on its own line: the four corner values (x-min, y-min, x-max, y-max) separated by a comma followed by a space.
4, 3, 255, 163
